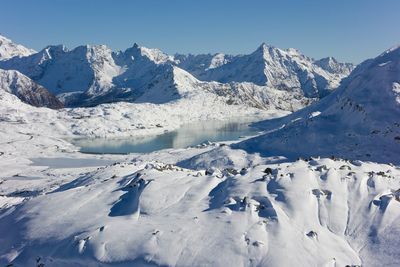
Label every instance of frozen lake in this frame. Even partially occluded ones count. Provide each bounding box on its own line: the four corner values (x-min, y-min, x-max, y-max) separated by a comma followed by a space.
73, 119, 262, 154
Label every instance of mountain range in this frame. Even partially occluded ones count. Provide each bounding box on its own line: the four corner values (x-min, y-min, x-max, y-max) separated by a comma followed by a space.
0, 35, 353, 109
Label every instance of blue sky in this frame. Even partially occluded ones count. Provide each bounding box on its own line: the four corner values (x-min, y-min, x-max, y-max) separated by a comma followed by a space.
1, 0, 399, 63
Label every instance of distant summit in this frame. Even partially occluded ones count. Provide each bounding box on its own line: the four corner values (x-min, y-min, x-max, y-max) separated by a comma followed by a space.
314, 56, 354, 76
0, 35, 36, 60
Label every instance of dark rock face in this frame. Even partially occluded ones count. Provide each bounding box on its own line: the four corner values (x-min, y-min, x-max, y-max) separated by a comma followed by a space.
16, 82, 64, 109
0, 69, 63, 109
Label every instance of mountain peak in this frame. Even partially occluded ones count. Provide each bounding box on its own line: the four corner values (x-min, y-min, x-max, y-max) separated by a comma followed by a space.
256, 42, 275, 53
378, 44, 400, 59
0, 34, 11, 41
123, 44, 173, 64
0, 34, 36, 60
45, 44, 68, 52
314, 56, 354, 76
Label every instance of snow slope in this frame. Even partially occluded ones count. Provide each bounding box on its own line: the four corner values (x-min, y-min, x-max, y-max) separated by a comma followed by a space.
0, 69, 63, 108
137, 65, 314, 110
0, 35, 36, 60
0, 139, 398, 266
236, 46, 400, 164
0, 87, 282, 139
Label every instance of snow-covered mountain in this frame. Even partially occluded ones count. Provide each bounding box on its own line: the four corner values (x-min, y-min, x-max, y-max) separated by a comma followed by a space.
236, 45, 400, 164
314, 56, 354, 76
0, 44, 120, 96
0, 43, 190, 107
0, 35, 36, 60
0, 36, 353, 109
0, 69, 63, 109
177, 44, 354, 98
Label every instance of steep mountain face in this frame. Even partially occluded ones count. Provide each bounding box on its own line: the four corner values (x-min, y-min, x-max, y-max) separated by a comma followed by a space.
0, 44, 120, 96
0, 35, 36, 60
135, 65, 203, 104
111, 44, 176, 97
0, 69, 63, 109
236, 46, 400, 164
177, 44, 354, 98
175, 53, 234, 77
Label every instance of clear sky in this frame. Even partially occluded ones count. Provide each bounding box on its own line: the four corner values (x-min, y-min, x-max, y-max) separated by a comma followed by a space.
1, 0, 399, 63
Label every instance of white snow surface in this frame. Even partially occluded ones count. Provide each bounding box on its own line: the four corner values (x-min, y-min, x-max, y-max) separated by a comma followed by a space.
0, 88, 280, 139
0, 132, 399, 266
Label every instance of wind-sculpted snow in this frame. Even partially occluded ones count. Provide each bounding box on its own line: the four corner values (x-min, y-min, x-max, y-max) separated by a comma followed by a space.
0, 153, 399, 266
236, 46, 400, 164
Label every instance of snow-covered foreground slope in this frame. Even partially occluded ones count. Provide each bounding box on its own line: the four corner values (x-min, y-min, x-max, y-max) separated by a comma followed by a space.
0, 139, 399, 267
236, 46, 400, 164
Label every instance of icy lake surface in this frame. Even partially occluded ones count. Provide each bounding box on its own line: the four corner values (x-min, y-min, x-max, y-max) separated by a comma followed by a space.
73, 119, 262, 154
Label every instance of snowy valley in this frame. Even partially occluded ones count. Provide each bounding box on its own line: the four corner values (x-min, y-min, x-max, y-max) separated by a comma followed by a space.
0, 34, 399, 267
